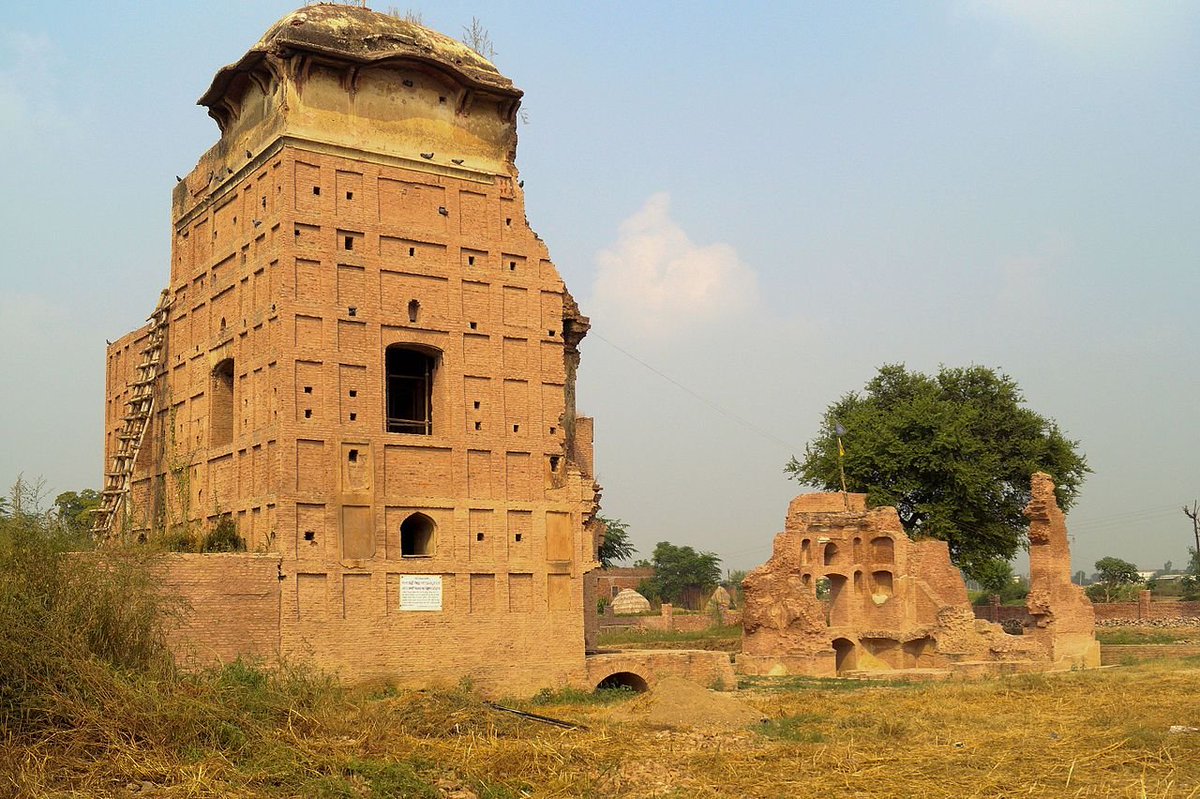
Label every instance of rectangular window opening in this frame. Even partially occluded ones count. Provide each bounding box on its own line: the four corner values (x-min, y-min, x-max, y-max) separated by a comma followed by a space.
386, 346, 436, 435
344, 236, 354, 250
313, 186, 320, 195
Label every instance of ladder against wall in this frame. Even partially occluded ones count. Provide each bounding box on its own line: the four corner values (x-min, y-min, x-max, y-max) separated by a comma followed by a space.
91, 289, 172, 543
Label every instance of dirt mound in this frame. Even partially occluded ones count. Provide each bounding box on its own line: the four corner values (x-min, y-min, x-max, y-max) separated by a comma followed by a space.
619, 677, 766, 731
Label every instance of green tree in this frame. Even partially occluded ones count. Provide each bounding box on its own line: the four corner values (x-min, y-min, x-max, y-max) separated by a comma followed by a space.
596, 515, 636, 568
1086, 556, 1142, 603
640, 542, 721, 605
973, 559, 1016, 596
1180, 548, 1200, 601
53, 489, 101, 539
786, 364, 1089, 581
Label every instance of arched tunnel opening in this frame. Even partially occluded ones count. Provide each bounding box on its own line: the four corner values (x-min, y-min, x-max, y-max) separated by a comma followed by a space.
595, 671, 649, 693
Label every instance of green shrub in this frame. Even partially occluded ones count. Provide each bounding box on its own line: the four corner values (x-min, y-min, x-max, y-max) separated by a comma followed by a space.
202, 516, 246, 552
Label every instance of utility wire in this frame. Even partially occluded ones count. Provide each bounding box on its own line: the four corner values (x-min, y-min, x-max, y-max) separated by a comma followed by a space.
592, 332, 803, 454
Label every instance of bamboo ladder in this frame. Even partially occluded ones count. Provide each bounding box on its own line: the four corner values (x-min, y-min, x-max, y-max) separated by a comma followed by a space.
91, 289, 172, 542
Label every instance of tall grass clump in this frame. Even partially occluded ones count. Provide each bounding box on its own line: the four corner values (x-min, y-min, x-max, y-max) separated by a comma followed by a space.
0, 477, 178, 739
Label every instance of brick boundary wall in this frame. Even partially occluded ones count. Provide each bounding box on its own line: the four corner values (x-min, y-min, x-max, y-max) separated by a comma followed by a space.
1100, 644, 1200, 665
598, 605, 742, 634
973, 597, 1200, 625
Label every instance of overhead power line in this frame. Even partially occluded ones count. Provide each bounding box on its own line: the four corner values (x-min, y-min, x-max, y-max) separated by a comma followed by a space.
592, 332, 802, 454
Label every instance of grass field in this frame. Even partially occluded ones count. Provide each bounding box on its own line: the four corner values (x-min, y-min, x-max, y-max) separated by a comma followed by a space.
6, 655, 1200, 798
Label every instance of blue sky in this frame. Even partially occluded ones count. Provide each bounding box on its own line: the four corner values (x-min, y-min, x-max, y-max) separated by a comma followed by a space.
1, 1, 1198, 575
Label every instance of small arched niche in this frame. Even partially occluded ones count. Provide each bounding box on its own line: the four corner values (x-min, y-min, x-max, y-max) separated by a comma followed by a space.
400, 512, 436, 557
800, 538, 811, 564
823, 542, 840, 566
871, 536, 895, 564
871, 570, 894, 602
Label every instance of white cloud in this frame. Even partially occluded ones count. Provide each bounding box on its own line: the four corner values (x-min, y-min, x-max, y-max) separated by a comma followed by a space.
958, 0, 1194, 59
590, 193, 759, 339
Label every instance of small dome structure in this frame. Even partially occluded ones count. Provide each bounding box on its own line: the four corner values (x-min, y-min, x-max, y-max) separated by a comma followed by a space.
611, 588, 651, 615
707, 585, 731, 608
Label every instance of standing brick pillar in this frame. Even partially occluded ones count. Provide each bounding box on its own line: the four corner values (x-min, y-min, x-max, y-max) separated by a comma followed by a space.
1139, 589, 1152, 621
990, 594, 1002, 623
661, 603, 674, 631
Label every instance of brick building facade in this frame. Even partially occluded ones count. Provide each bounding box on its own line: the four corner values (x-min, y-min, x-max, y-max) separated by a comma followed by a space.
104, 5, 603, 694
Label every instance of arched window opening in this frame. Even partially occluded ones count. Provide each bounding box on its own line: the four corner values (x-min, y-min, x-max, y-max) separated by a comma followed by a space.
386, 346, 436, 434
823, 542, 839, 566
210, 358, 234, 446
400, 512, 435, 557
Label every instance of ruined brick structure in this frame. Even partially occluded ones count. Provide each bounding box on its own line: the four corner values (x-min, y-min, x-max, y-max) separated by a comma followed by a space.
103, 5, 604, 693
739, 474, 1099, 677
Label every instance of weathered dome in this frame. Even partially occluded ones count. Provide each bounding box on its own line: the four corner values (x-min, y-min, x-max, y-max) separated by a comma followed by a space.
611, 589, 652, 615
200, 4, 520, 124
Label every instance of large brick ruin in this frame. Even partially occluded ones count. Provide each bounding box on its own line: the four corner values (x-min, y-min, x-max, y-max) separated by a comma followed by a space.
739, 473, 1099, 677
103, 5, 610, 694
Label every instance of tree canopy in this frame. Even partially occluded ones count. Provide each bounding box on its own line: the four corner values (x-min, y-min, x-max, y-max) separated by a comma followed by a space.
786, 364, 1089, 580
595, 515, 636, 569
638, 542, 721, 605
1088, 556, 1142, 603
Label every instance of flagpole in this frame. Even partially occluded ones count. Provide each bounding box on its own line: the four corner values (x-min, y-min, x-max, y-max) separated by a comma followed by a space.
835, 422, 848, 510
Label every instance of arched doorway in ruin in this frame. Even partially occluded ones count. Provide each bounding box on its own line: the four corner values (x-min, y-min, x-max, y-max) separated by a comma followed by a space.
832, 637, 858, 674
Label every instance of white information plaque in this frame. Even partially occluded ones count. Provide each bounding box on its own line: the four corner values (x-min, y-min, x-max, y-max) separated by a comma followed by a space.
399, 575, 442, 611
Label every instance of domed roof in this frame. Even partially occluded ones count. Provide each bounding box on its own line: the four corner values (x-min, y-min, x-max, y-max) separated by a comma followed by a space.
611, 588, 652, 615
200, 4, 520, 117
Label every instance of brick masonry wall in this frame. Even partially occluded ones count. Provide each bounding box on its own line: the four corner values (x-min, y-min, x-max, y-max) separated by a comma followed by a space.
974, 601, 1200, 624
158, 553, 281, 667
1100, 644, 1200, 665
